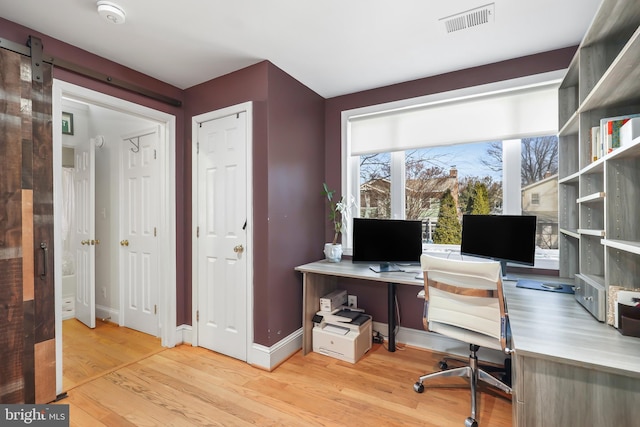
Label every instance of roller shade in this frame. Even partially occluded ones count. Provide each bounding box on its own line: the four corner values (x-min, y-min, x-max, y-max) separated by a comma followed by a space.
349, 83, 558, 156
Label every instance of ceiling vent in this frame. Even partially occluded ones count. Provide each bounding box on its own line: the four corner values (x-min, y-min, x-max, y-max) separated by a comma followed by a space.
441, 3, 495, 34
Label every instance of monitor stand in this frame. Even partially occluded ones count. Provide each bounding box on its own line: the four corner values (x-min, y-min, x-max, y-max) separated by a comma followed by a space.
369, 262, 402, 273
499, 260, 518, 282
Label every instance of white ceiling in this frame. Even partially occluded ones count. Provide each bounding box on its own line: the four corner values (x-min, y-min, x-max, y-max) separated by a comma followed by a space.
0, 0, 603, 98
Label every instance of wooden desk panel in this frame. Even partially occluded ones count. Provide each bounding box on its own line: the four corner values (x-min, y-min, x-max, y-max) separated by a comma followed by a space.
504, 280, 640, 426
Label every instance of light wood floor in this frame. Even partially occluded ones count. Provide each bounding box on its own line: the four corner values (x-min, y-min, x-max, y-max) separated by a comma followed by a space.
62, 318, 163, 390
58, 331, 512, 426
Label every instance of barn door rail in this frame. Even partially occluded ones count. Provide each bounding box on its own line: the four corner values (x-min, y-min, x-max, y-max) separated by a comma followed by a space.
0, 35, 182, 107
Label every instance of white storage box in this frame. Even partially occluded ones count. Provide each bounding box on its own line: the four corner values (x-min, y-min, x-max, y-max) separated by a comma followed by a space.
312, 316, 372, 363
620, 117, 640, 147
319, 289, 347, 312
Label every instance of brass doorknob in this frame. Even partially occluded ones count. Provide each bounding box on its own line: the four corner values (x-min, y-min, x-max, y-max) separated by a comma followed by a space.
120, 240, 129, 246
81, 240, 89, 245
91, 239, 100, 245
233, 244, 244, 253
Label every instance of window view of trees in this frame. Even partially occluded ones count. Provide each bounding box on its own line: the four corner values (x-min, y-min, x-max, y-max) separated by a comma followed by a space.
357, 136, 559, 249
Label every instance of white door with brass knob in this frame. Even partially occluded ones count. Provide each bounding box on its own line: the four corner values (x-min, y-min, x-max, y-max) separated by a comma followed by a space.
120, 126, 160, 336
195, 108, 249, 362
74, 135, 96, 328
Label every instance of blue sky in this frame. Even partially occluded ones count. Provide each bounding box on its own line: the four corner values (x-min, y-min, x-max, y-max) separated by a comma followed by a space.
411, 141, 502, 181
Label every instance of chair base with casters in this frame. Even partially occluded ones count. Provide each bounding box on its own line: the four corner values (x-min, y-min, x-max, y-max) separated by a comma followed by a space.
413, 344, 512, 427
436, 352, 511, 388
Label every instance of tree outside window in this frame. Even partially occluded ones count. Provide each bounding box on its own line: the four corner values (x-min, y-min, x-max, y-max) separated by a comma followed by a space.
356, 135, 559, 249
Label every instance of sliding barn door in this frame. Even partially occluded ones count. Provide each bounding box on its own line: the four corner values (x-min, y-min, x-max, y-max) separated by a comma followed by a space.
0, 38, 56, 404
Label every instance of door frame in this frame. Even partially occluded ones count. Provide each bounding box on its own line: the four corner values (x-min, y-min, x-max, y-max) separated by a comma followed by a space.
52, 80, 178, 395
191, 102, 254, 361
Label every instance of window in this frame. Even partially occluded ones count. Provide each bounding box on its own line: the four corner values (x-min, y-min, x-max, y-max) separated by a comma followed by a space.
350, 136, 559, 254
342, 72, 563, 269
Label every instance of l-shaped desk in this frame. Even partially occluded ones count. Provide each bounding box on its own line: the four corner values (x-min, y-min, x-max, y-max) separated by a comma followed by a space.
295, 260, 640, 427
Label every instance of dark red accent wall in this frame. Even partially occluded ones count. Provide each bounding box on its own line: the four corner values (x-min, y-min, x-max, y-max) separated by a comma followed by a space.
184, 62, 325, 345
323, 47, 577, 329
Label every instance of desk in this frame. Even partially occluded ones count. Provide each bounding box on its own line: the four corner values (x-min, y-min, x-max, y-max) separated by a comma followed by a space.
295, 260, 422, 353
503, 278, 640, 426
296, 260, 640, 426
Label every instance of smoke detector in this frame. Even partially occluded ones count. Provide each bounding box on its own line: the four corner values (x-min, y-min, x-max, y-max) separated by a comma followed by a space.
440, 3, 494, 34
97, 1, 126, 25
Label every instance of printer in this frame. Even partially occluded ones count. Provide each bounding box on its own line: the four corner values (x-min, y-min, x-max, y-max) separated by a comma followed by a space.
312, 308, 372, 363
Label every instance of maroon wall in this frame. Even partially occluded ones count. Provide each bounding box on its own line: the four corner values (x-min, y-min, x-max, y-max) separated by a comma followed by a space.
324, 47, 577, 329
184, 62, 325, 345
263, 64, 325, 344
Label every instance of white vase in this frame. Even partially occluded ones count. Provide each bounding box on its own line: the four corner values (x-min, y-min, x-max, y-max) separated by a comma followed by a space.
324, 243, 343, 263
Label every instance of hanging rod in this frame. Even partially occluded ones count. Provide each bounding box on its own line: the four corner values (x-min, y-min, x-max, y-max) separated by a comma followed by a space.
0, 36, 182, 108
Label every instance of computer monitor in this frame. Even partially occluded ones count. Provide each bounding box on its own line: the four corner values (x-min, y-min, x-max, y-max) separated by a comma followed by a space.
352, 218, 423, 273
460, 214, 536, 278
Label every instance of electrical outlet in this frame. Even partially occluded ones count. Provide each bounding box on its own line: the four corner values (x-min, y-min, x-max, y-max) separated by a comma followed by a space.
347, 295, 357, 308
102, 287, 107, 299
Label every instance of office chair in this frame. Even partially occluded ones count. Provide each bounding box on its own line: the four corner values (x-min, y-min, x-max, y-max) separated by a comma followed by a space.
413, 254, 512, 427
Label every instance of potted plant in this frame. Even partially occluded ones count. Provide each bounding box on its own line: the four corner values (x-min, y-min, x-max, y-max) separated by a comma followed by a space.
322, 183, 353, 262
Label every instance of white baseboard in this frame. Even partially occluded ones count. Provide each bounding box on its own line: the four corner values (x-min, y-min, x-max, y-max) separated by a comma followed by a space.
176, 324, 193, 345
173, 322, 504, 370
248, 329, 303, 371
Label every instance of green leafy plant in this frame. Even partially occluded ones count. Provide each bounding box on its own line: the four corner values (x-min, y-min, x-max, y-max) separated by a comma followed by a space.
322, 183, 354, 245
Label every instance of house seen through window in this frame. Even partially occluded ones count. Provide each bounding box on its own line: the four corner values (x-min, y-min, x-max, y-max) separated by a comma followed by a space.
356, 135, 559, 252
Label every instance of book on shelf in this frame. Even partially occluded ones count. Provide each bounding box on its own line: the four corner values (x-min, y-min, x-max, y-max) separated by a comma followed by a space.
590, 125, 600, 161
600, 113, 640, 155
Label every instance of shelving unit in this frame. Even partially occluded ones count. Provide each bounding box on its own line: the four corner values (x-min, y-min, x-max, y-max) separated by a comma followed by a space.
558, 0, 640, 321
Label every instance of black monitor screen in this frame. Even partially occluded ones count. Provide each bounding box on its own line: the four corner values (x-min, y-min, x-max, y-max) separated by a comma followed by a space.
352, 218, 423, 272
460, 214, 536, 273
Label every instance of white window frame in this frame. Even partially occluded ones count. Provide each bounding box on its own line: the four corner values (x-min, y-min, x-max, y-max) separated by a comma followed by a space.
341, 71, 564, 270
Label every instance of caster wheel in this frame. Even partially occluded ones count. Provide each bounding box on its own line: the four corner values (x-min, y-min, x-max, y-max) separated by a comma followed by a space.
464, 417, 478, 427
439, 361, 448, 370
413, 382, 424, 393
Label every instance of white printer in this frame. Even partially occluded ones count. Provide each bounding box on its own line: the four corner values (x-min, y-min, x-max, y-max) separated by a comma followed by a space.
312, 308, 372, 363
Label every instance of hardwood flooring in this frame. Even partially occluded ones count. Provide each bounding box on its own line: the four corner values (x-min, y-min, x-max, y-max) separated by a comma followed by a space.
58, 336, 512, 426
62, 318, 163, 390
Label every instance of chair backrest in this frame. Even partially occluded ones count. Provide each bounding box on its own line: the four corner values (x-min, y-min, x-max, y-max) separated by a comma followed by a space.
421, 254, 507, 349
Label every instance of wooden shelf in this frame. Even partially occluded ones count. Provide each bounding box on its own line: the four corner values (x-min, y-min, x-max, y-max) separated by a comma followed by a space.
578, 228, 606, 237
602, 239, 640, 255
559, 171, 580, 184
576, 192, 605, 204
560, 228, 580, 239
581, 27, 640, 112
580, 158, 604, 175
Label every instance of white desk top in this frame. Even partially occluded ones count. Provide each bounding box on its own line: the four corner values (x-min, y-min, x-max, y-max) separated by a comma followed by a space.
295, 260, 423, 286
296, 260, 640, 378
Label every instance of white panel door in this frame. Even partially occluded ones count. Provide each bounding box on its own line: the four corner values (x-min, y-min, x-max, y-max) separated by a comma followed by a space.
197, 112, 247, 361
74, 138, 96, 328
121, 128, 160, 336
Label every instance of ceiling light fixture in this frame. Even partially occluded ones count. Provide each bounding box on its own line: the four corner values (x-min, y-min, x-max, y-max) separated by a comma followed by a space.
97, 1, 126, 25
